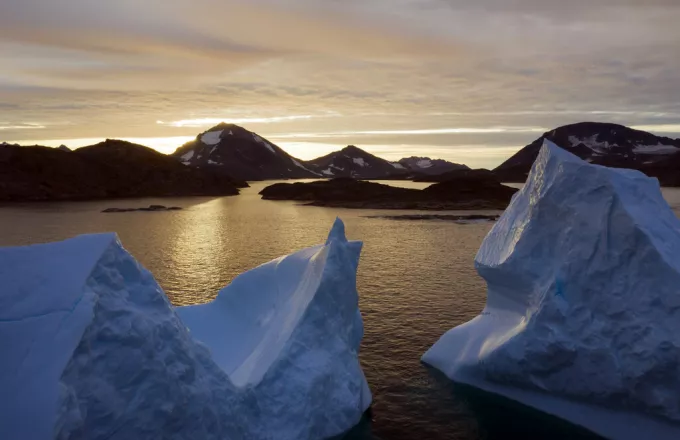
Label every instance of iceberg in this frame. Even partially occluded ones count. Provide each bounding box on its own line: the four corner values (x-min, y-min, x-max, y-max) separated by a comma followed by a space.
423, 140, 680, 439
0, 218, 370, 440
177, 217, 371, 438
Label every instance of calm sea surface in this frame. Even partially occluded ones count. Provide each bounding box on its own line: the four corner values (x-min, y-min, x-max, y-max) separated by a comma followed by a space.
2, 182, 679, 440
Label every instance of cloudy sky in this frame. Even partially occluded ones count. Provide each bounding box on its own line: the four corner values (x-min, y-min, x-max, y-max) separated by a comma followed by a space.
1, 0, 679, 168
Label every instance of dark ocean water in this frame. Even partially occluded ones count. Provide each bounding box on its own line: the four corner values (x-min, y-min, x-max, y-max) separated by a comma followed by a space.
2, 182, 679, 439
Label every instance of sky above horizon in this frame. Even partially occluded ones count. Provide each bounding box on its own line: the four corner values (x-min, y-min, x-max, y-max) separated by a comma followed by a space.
2, 0, 680, 168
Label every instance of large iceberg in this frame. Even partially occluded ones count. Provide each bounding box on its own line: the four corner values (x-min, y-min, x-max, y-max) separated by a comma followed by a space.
423, 140, 680, 439
177, 218, 371, 438
0, 218, 370, 440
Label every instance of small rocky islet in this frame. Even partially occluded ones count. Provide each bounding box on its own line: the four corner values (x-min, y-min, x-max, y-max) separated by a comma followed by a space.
102, 205, 183, 213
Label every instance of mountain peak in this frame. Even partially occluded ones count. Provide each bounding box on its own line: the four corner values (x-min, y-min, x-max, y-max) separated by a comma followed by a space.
205, 122, 246, 133
171, 125, 318, 181
397, 156, 469, 175
402, 155, 432, 160
494, 121, 680, 183
341, 145, 364, 154
306, 145, 403, 179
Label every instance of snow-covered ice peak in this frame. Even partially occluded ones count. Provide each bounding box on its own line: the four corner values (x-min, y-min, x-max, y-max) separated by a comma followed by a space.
326, 217, 348, 245
177, 217, 371, 437
423, 139, 680, 439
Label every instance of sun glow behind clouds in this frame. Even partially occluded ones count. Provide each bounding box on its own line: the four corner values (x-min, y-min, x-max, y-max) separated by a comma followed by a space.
157, 115, 324, 128
270, 127, 546, 139
0, 123, 46, 130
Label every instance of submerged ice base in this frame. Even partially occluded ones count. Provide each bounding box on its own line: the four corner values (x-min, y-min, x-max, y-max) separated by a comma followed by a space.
0, 218, 370, 440
423, 140, 680, 440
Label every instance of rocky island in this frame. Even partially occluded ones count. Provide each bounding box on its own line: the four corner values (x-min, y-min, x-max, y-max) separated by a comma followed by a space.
260, 176, 517, 210
102, 205, 183, 213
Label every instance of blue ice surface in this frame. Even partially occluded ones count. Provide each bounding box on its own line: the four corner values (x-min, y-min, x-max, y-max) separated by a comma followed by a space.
0, 218, 371, 440
423, 140, 680, 440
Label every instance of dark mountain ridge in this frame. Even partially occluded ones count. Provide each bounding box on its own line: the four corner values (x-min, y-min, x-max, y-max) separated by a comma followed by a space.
0, 139, 244, 201
494, 122, 680, 184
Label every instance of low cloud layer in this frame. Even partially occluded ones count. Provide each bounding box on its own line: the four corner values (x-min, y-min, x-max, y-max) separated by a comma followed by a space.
1, 0, 679, 167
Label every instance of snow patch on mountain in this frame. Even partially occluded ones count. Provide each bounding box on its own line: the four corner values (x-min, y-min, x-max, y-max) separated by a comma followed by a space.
568, 134, 614, 152
353, 158, 368, 167
252, 134, 276, 153
391, 162, 405, 169
633, 143, 679, 155
569, 134, 679, 156
201, 130, 223, 146
291, 158, 321, 176
416, 159, 432, 169
322, 168, 334, 176
181, 150, 194, 161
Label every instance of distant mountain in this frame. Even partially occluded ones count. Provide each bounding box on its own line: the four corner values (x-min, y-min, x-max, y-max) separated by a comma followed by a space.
394, 156, 469, 175
494, 122, 680, 184
413, 168, 498, 183
0, 140, 245, 201
171, 125, 477, 181
171, 123, 319, 181
305, 145, 404, 179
